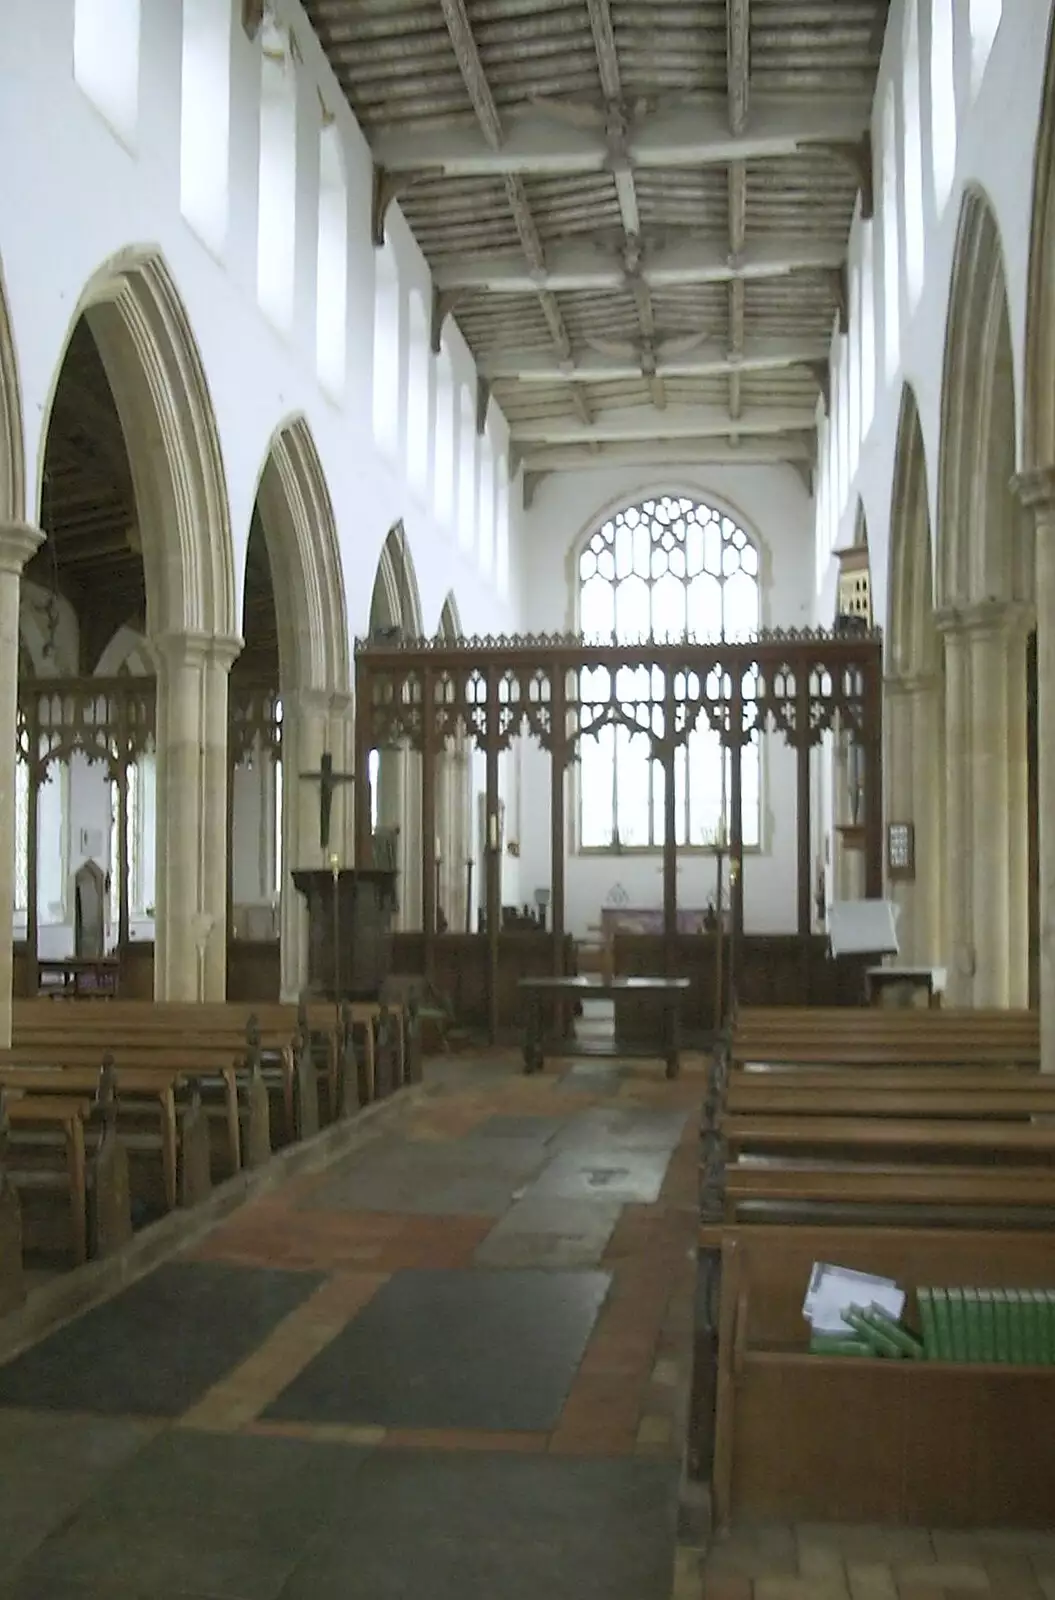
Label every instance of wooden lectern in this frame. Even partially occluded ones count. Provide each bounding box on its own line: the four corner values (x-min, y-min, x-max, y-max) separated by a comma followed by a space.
291, 868, 398, 1000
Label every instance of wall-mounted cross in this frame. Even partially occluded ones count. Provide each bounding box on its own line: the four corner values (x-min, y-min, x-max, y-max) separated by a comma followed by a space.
300, 751, 355, 853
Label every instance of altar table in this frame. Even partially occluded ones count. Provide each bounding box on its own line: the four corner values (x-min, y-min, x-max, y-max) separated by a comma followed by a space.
518, 974, 692, 1080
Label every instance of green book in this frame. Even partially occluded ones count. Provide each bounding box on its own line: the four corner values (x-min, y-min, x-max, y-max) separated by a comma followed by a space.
993, 1288, 1011, 1362
976, 1288, 997, 1363
947, 1287, 967, 1361
1007, 1289, 1025, 1364
917, 1288, 938, 1360
932, 1286, 953, 1361
1042, 1289, 1055, 1363
962, 1288, 979, 1361
861, 1305, 923, 1359
809, 1332, 872, 1357
844, 1304, 905, 1359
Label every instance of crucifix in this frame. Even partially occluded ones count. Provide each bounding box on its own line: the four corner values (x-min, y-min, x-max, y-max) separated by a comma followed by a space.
300, 751, 355, 853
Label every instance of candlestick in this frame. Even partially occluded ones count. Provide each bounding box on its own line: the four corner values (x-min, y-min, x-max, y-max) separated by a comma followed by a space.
488, 813, 498, 851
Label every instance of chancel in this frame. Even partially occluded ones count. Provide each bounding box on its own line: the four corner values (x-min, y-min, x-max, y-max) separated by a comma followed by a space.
1, 0, 1055, 1594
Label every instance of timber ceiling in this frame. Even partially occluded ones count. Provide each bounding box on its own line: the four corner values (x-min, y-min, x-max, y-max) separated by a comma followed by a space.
302, 0, 888, 484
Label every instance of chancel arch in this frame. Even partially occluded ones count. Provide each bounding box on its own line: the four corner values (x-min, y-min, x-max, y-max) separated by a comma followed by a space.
367, 521, 423, 928
936, 188, 1034, 1006
884, 385, 943, 968
0, 253, 23, 526
231, 416, 351, 1001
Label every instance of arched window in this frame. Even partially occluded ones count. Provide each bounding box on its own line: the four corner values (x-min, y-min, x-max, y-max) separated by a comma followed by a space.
109, 753, 156, 926
930, 0, 957, 213
902, 0, 926, 309
406, 293, 430, 492
577, 496, 761, 850
74, 0, 140, 145
969, 0, 1002, 96
457, 387, 476, 553
13, 755, 69, 926
881, 85, 900, 379
180, 0, 232, 253
860, 222, 876, 437
433, 340, 456, 526
257, 19, 297, 330
316, 123, 348, 398
372, 243, 401, 457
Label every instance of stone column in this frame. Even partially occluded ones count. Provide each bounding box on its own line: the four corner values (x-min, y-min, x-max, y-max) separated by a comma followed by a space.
1014, 468, 1055, 1065
938, 615, 974, 1005
883, 675, 917, 956
278, 688, 330, 1001
201, 637, 240, 998
153, 633, 240, 1000
328, 690, 356, 869
0, 523, 44, 1047
884, 672, 944, 966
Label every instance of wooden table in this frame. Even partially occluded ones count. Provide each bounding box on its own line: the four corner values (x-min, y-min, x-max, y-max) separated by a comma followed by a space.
37, 958, 120, 997
518, 975, 692, 1079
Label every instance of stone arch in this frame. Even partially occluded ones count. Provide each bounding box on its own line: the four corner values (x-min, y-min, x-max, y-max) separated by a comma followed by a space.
370, 520, 423, 639
253, 416, 350, 694
0, 252, 24, 524
887, 387, 939, 679
1023, 7, 1055, 471
41, 248, 236, 642
936, 192, 1033, 1005
884, 385, 943, 966
937, 186, 1031, 610
438, 590, 462, 640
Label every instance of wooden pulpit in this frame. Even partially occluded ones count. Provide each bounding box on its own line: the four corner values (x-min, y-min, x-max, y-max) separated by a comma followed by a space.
291, 868, 398, 1000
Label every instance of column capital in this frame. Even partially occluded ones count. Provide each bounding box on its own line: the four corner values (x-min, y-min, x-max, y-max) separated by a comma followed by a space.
933, 598, 1035, 639
0, 521, 44, 576
151, 630, 243, 671
328, 688, 355, 718
1011, 465, 1055, 518
282, 686, 333, 718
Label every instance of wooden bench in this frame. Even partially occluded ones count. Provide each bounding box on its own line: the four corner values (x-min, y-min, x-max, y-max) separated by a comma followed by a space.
730, 1006, 1040, 1066
698, 1223, 1055, 1529
2, 1069, 132, 1266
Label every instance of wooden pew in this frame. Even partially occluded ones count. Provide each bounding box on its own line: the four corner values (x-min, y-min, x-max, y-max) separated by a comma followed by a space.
699, 1224, 1055, 1529
730, 1006, 1040, 1066
0, 1095, 26, 1314
2, 1067, 133, 1264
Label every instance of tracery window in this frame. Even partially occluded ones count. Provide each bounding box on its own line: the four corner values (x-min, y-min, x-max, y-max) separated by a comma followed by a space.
577, 496, 761, 851
109, 752, 156, 926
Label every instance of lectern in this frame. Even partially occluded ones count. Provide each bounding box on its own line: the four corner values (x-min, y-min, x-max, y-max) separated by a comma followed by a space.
291, 868, 398, 1000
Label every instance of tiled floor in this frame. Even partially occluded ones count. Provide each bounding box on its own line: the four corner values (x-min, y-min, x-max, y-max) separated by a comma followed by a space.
0, 1050, 703, 1599
680, 1522, 1055, 1599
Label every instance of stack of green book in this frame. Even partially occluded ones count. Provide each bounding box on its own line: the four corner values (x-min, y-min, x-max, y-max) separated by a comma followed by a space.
916, 1286, 1055, 1363
809, 1304, 923, 1359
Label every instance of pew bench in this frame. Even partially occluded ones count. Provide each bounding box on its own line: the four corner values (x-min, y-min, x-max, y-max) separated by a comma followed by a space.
697, 1223, 1055, 1529
721, 1160, 1055, 1223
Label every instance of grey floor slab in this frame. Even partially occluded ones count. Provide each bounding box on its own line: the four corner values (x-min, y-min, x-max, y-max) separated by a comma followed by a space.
556, 1105, 690, 1151
0, 1263, 323, 1417
279, 1452, 679, 1600
0, 1431, 374, 1600
302, 1136, 549, 1217
525, 1145, 672, 1204
469, 1114, 565, 1144
264, 1267, 610, 1431
474, 1195, 622, 1268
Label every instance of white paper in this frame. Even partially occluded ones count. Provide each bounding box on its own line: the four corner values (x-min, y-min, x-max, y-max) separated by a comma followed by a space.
803, 1261, 906, 1334
828, 899, 900, 957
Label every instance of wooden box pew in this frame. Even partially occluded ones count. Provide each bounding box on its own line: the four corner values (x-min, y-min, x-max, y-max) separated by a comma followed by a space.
1, 1072, 132, 1266
1, 1047, 243, 1190
722, 1073, 1055, 1122
340, 1001, 414, 1110
698, 1223, 1055, 1529
730, 1007, 1040, 1066
0, 1098, 26, 1315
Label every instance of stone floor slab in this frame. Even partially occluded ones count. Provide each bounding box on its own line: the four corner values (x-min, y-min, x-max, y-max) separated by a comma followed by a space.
264, 1267, 611, 1431
0, 1263, 322, 1418
526, 1145, 672, 1205
474, 1196, 623, 1268
280, 1451, 678, 1600
302, 1137, 548, 1217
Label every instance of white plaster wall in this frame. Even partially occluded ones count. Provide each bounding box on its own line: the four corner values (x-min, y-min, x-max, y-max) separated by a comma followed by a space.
816, 2, 1053, 623
517, 464, 814, 936
0, 0, 518, 653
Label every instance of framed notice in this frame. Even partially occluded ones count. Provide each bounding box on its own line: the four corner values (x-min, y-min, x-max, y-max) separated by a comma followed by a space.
886, 821, 915, 881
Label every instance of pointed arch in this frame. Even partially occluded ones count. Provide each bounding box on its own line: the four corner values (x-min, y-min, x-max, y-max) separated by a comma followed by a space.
438, 590, 462, 640
0, 252, 24, 524
937, 187, 1028, 609
370, 519, 423, 639
253, 416, 350, 693
1024, 7, 1055, 471
887, 384, 938, 676
42, 248, 236, 639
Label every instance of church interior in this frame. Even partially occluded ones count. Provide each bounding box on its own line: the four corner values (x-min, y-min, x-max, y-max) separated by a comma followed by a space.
1, 0, 1055, 1594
